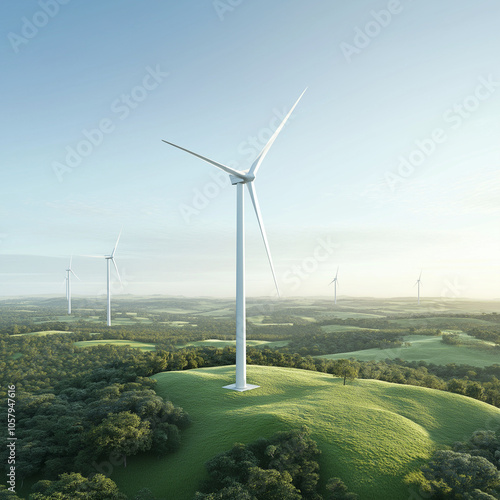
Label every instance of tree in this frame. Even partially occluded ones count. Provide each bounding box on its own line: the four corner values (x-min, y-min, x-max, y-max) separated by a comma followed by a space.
261, 426, 321, 498
466, 382, 486, 401
419, 450, 500, 498
246, 467, 301, 500
87, 411, 152, 467
333, 360, 359, 386
194, 484, 255, 499
0, 485, 23, 500
198, 426, 323, 500
30, 472, 126, 499
204, 443, 258, 491
326, 477, 359, 499
447, 378, 468, 395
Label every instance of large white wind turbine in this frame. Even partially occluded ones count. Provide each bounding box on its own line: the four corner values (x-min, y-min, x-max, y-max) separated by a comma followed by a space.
65, 256, 80, 315
329, 267, 339, 305
415, 270, 422, 305
163, 89, 306, 391
105, 233, 122, 326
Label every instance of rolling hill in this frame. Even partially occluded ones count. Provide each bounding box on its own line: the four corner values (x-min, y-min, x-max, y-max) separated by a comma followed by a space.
112, 365, 500, 500
318, 333, 500, 367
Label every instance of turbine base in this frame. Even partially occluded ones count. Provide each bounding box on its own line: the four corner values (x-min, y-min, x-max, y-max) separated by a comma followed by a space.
223, 383, 260, 392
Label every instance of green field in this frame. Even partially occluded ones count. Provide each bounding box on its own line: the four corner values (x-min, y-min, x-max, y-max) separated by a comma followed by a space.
329, 311, 386, 319
74, 339, 156, 351
320, 324, 375, 333
12, 329, 73, 336
247, 315, 294, 326
318, 334, 500, 367
112, 365, 500, 500
387, 316, 496, 329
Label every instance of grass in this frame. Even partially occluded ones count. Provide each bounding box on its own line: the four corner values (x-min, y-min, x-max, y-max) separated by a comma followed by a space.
74, 339, 156, 351
388, 317, 496, 329
112, 365, 500, 500
12, 330, 73, 337
317, 334, 500, 367
247, 315, 294, 326
330, 311, 386, 319
320, 325, 375, 333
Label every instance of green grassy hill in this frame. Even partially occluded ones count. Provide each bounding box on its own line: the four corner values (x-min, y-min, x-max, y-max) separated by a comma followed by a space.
318, 333, 500, 367
73, 339, 157, 351
12, 329, 73, 336
112, 365, 500, 500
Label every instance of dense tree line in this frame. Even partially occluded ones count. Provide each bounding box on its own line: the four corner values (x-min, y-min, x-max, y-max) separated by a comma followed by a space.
0, 336, 190, 496
467, 327, 500, 346
194, 426, 358, 500
414, 429, 500, 498
283, 329, 407, 356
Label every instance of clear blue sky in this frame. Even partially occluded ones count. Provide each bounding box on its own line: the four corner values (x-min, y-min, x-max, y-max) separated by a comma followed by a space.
1, 0, 500, 299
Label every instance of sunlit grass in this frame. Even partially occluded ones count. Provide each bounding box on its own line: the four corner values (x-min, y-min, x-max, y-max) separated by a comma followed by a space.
113, 365, 500, 500
318, 333, 500, 367
74, 339, 156, 351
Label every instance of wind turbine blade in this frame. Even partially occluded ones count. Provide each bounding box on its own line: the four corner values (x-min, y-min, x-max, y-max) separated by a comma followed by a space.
162, 140, 245, 179
335, 266, 339, 279
69, 255, 73, 268
248, 88, 307, 178
70, 269, 81, 281
419, 270, 422, 280
111, 258, 122, 284
246, 182, 280, 297
111, 230, 122, 258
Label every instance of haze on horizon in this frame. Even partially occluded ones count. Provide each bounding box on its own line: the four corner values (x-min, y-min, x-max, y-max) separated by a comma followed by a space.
1, 1, 500, 300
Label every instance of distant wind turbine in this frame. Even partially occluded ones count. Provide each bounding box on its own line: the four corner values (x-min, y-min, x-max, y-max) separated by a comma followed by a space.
65, 256, 80, 315
105, 232, 122, 326
162, 89, 306, 391
329, 267, 339, 305
415, 270, 422, 305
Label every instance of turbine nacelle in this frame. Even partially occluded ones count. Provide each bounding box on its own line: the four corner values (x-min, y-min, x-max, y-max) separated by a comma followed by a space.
229, 173, 255, 185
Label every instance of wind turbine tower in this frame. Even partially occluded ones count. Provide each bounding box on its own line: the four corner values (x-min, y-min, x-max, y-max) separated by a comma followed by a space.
329, 267, 339, 305
105, 233, 121, 326
65, 256, 80, 315
163, 89, 306, 391
415, 271, 422, 305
